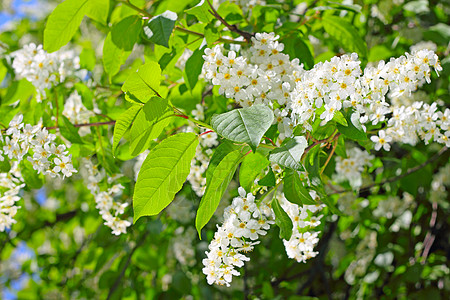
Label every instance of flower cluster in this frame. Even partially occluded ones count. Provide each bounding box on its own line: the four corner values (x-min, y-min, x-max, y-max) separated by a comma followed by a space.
171, 227, 197, 267
0, 163, 25, 232
1, 114, 77, 178
10, 43, 80, 101
202, 187, 274, 286
62, 90, 94, 136
82, 159, 131, 235
333, 147, 374, 189
279, 194, 325, 263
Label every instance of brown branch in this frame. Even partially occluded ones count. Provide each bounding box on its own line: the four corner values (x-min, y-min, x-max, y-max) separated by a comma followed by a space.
302, 133, 341, 160
206, 0, 253, 42
421, 201, 439, 263
320, 140, 338, 175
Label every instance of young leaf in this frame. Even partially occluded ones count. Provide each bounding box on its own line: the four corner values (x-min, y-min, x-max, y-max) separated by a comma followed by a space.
111, 15, 142, 51
59, 116, 83, 144
43, 0, 90, 52
103, 33, 132, 82
283, 170, 316, 206
129, 109, 172, 156
211, 105, 274, 152
112, 105, 142, 156
322, 16, 368, 60
239, 152, 270, 191
269, 136, 307, 170
272, 197, 293, 240
122, 61, 162, 102
332, 111, 348, 126
186, 0, 214, 23
184, 46, 206, 90
196, 148, 246, 236
144, 11, 177, 48
133, 132, 198, 222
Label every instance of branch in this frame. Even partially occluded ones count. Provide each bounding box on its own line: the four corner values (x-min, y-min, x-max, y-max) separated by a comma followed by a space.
107, 231, 149, 299
331, 146, 449, 195
205, 0, 253, 42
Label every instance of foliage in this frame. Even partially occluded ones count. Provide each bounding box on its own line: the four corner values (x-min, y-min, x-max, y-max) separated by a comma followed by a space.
0, 0, 449, 299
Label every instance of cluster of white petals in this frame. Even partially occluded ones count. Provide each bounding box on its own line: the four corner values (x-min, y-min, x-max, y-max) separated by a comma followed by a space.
279, 194, 325, 263
62, 91, 94, 135
1, 114, 76, 178
333, 147, 374, 189
172, 227, 197, 267
0, 163, 25, 232
82, 159, 131, 235
10, 43, 80, 101
202, 187, 274, 286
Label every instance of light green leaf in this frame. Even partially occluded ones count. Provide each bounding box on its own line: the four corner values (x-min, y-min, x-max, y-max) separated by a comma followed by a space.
284, 170, 316, 206
20, 160, 43, 189
206, 141, 242, 181
43, 0, 90, 52
337, 110, 367, 141
2, 78, 35, 106
80, 47, 96, 71
322, 15, 368, 60
211, 105, 274, 152
129, 109, 172, 156
196, 148, 246, 236
332, 110, 348, 126
186, 0, 214, 23
86, 0, 110, 24
111, 15, 142, 51
144, 11, 177, 48
113, 105, 142, 156
184, 46, 206, 90
269, 136, 307, 170
239, 152, 270, 191
272, 197, 293, 240
133, 132, 198, 222
143, 97, 168, 121
122, 61, 162, 102
103, 32, 132, 82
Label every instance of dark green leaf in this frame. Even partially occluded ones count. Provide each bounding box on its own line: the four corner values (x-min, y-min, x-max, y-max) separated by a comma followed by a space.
111, 15, 142, 51
59, 116, 83, 144
284, 169, 316, 206
144, 11, 177, 48
258, 169, 276, 187
239, 152, 270, 191
184, 46, 206, 90
272, 197, 293, 240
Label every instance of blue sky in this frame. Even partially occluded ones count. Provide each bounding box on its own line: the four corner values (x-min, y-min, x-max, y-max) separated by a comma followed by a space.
0, 0, 39, 28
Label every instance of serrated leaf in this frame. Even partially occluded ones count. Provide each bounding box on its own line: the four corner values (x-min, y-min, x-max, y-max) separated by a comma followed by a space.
133, 132, 198, 222
59, 116, 83, 144
337, 111, 367, 141
43, 0, 90, 52
144, 11, 177, 48
111, 15, 142, 51
186, 0, 214, 23
239, 152, 270, 191
284, 170, 316, 206
113, 105, 142, 156
143, 97, 168, 121
272, 197, 293, 240
129, 109, 173, 156
86, 0, 110, 24
196, 148, 246, 236
211, 105, 274, 152
269, 136, 307, 170
322, 16, 368, 60
184, 46, 206, 90
103, 32, 132, 82
122, 61, 162, 102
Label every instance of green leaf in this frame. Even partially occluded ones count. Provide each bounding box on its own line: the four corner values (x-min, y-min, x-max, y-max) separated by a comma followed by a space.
283, 35, 314, 70
43, 0, 90, 52
59, 116, 83, 144
196, 148, 246, 236
184, 46, 206, 90
113, 105, 142, 156
206, 141, 242, 181
258, 169, 276, 187
269, 136, 307, 170
86, 0, 110, 24
80, 47, 96, 71
143, 97, 168, 121
284, 170, 316, 206
103, 33, 132, 82
332, 111, 348, 126
20, 160, 43, 189
111, 15, 142, 51
0, 159, 11, 173
272, 197, 293, 240
144, 11, 177, 48
211, 105, 274, 152
1, 78, 35, 106
129, 109, 172, 156
122, 61, 162, 102
239, 152, 270, 191
322, 15, 368, 60
186, 0, 214, 23
133, 132, 198, 222
337, 111, 367, 141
